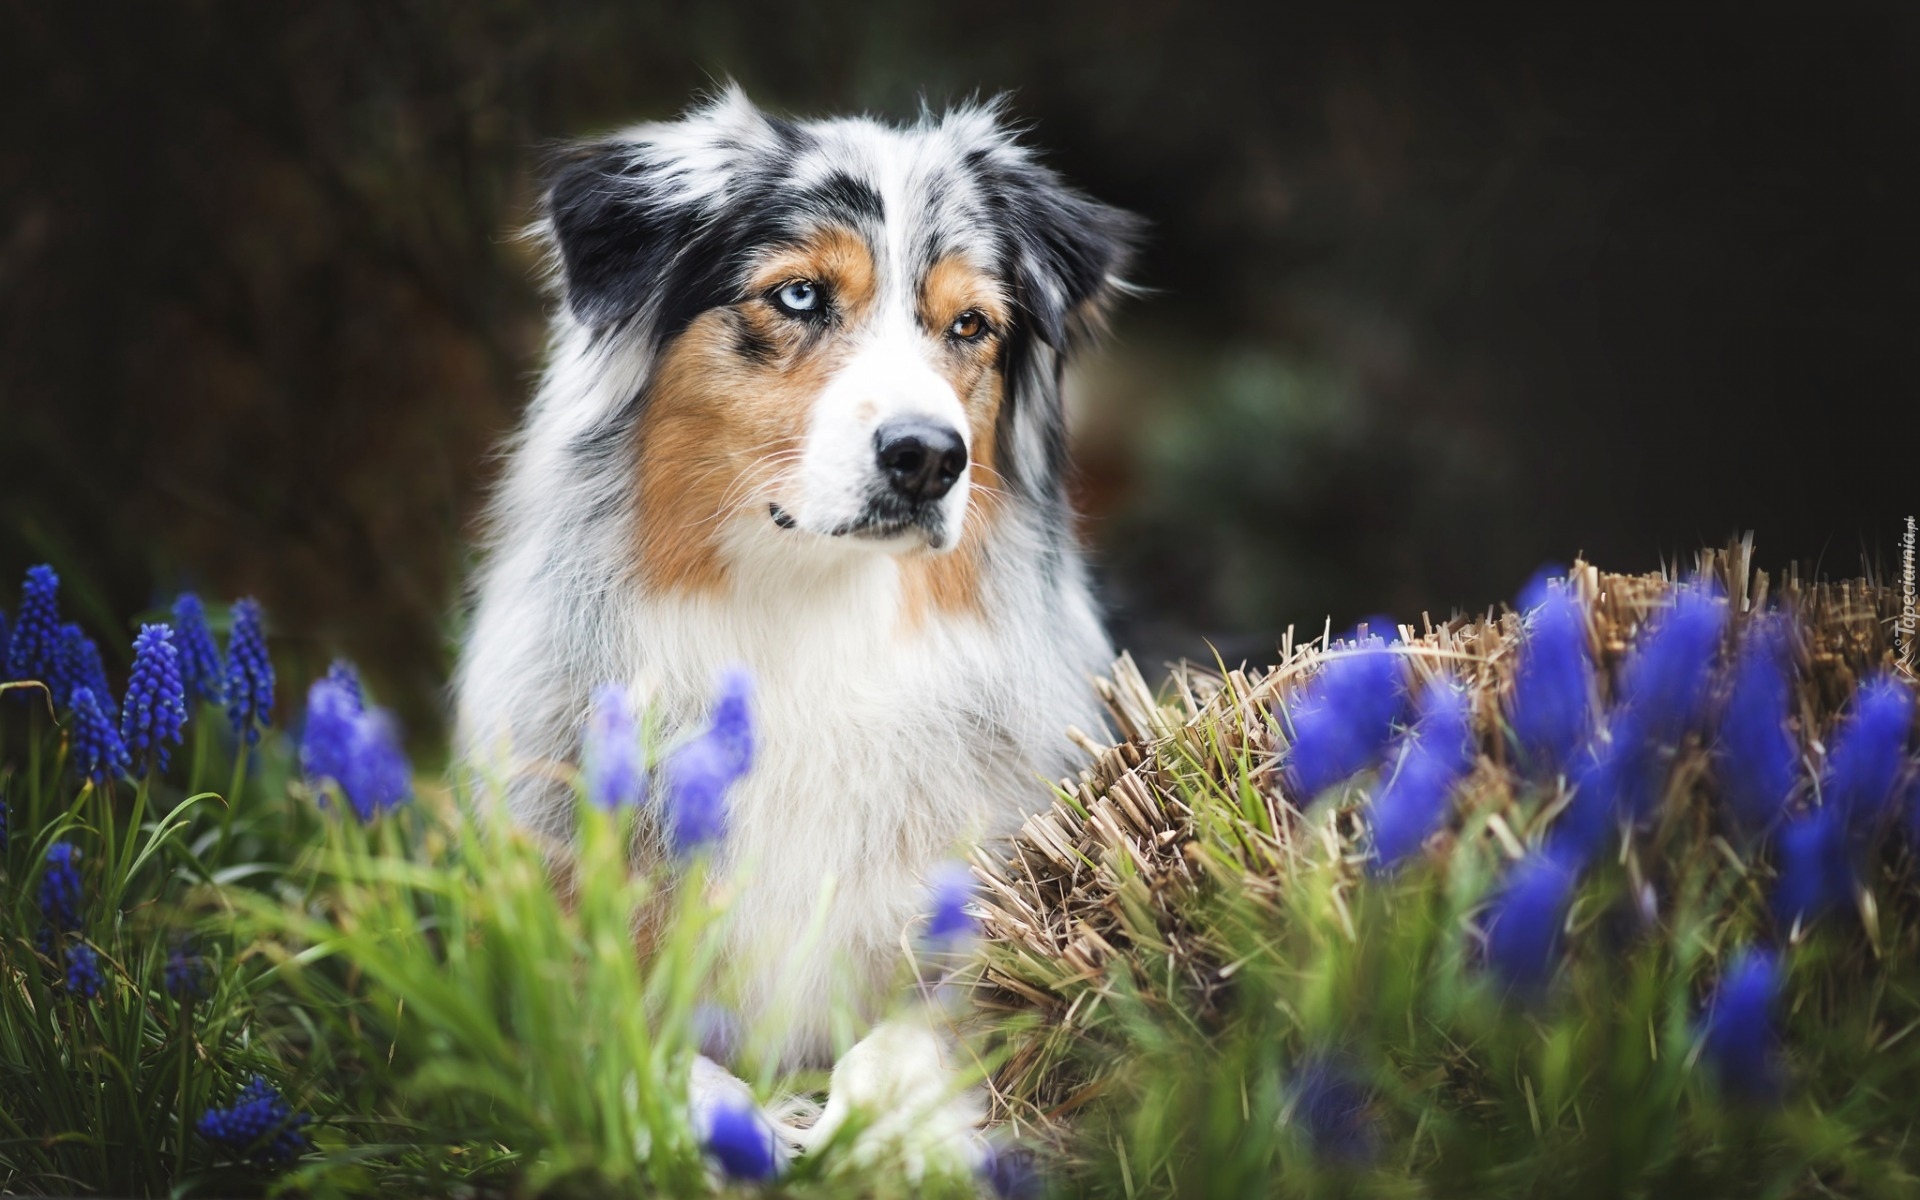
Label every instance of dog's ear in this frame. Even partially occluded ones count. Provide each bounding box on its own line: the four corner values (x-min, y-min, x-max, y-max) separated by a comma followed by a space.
543, 143, 691, 329
989, 161, 1145, 352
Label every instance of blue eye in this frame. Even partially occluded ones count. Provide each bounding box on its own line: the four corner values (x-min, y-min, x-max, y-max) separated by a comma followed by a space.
774, 280, 821, 315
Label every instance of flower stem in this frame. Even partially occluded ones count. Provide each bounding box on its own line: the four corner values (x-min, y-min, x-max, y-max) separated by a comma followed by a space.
219, 741, 248, 861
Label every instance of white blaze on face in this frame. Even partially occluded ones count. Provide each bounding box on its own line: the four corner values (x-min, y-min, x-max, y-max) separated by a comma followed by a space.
789, 288, 971, 551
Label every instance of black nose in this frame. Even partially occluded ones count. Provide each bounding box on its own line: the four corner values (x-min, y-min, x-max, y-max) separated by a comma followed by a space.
874, 420, 967, 503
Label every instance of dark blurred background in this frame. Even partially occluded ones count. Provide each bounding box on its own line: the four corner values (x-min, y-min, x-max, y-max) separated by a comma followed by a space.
3, 1, 1914, 737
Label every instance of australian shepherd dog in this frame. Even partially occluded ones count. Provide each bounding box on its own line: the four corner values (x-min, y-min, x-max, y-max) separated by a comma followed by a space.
454, 87, 1138, 1147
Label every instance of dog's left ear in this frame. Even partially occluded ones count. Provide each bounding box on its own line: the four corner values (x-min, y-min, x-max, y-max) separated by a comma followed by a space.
990, 161, 1145, 352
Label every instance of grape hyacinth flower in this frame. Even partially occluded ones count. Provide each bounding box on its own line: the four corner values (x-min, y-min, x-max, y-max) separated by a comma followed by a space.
63, 942, 104, 999
978, 1141, 1043, 1200
39, 841, 85, 932
1772, 804, 1852, 930
701, 1099, 781, 1182
923, 860, 980, 944
197, 1076, 313, 1166
301, 677, 411, 821
323, 658, 364, 710
121, 623, 187, 776
1508, 570, 1594, 775
63, 942, 104, 998
53, 623, 113, 712
165, 941, 209, 1001
69, 687, 130, 786
1282, 642, 1406, 801
1368, 680, 1474, 871
1697, 947, 1784, 1100
583, 683, 646, 811
1285, 1055, 1380, 1164
224, 598, 274, 744
169, 593, 226, 706
8, 564, 63, 688
660, 668, 757, 855
1615, 585, 1726, 746
1714, 619, 1800, 837
1820, 673, 1913, 836
1482, 850, 1578, 995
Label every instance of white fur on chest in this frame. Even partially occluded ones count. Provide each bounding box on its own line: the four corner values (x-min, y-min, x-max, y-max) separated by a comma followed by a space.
633, 538, 1087, 1062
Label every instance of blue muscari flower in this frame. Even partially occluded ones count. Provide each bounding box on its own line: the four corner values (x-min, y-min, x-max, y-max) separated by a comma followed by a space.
52, 622, 112, 712
301, 678, 411, 821
169, 593, 226, 706
323, 658, 364, 710
197, 1075, 313, 1166
1714, 619, 1800, 837
224, 598, 274, 744
1821, 673, 1913, 837
1509, 570, 1594, 774
1697, 947, 1784, 1100
924, 860, 979, 943
121, 623, 187, 776
661, 669, 757, 855
1548, 733, 1635, 870
583, 683, 646, 811
701, 1098, 781, 1181
1482, 850, 1577, 995
7, 565, 61, 685
165, 942, 209, 1000
1772, 804, 1852, 929
39, 841, 85, 932
979, 1141, 1043, 1199
64, 942, 104, 999
1368, 680, 1473, 870
1286, 1055, 1379, 1164
1615, 585, 1725, 746
1282, 644, 1405, 801
69, 686, 130, 786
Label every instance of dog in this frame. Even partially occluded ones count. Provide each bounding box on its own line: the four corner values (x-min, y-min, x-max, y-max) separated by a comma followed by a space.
454, 88, 1138, 1089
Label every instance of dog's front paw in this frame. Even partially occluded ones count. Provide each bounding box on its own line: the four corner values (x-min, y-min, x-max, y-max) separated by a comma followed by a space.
802, 1017, 987, 1184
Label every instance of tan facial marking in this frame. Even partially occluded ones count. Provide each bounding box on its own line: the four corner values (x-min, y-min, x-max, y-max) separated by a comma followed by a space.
634, 226, 879, 593
898, 256, 1014, 627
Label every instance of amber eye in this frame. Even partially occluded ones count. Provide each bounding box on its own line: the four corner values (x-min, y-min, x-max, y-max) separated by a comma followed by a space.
948, 310, 989, 341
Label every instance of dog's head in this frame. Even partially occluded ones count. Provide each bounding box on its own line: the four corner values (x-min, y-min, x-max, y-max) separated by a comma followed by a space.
539, 89, 1140, 590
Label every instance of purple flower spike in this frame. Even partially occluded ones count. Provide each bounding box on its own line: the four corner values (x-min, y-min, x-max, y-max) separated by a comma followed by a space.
197, 1076, 313, 1166
1482, 851, 1578, 995
323, 659, 365, 711
1368, 681, 1473, 870
170, 593, 227, 706
7, 565, 61, 685
1283, 645, 1406, 801
69, 686, 130, 786
1509, 569, 1594, 774
301, 677, 411, 821
121, 624, 187, 776
52, 623, 112, 713
63, 942, 104, 999
1616, 585, 1725, 745
1714, 619, 1801, 837
660, 668, 758, 856
223, 598, 275, 744
39, 841, 85, 932
1697, 947, 1784, 1100
702, 1099, 781, 1181
1821, 674, 1913, 836
924, 860, 980, 943
1286, 1055, 1379, 1164
1772, 804, 1852, 929
584, 683, 646, 811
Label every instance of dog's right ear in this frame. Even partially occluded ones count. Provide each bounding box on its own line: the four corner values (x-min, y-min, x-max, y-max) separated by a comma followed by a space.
543, 143, 690, 329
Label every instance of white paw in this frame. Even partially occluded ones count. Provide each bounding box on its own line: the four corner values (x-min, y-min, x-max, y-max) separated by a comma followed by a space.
802, 1017, 986, 1183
